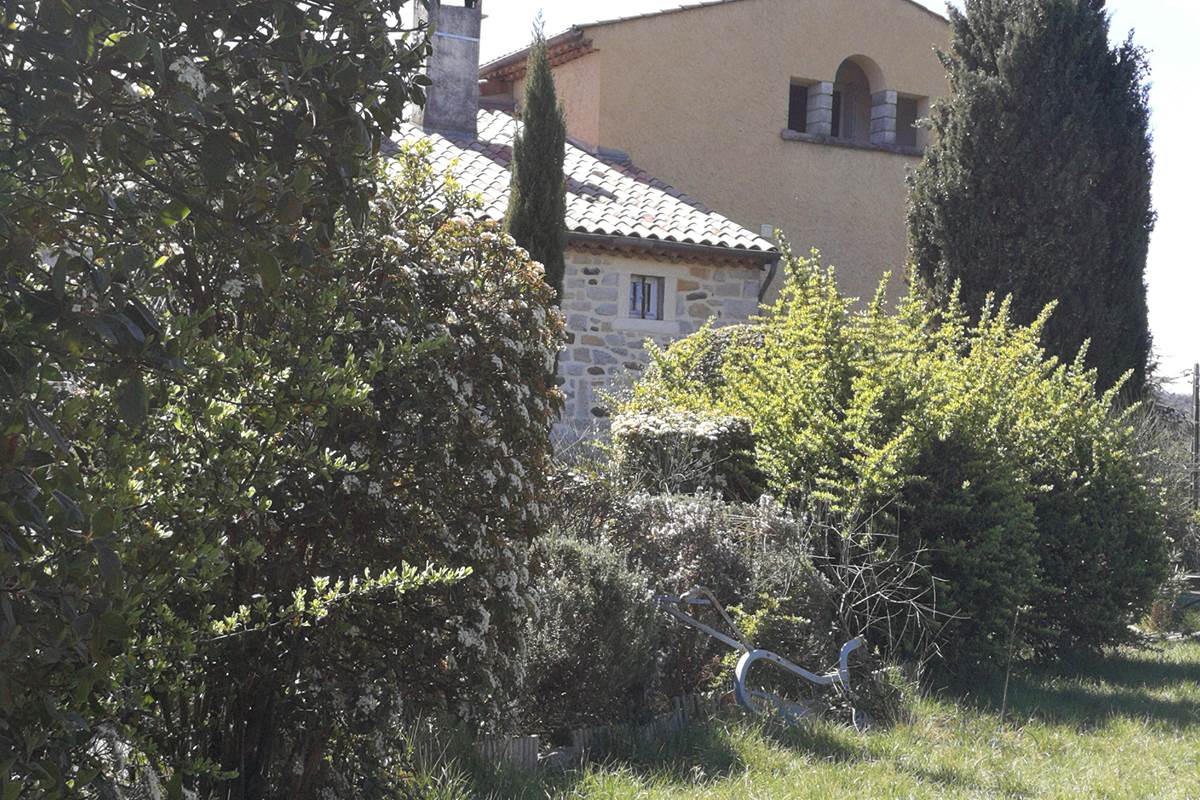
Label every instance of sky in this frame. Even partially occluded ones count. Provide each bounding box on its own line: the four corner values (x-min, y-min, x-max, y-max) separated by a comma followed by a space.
479, 0, 1198, 390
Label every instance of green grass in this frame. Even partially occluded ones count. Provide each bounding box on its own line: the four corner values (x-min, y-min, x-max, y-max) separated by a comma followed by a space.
454, 639, 1200, 799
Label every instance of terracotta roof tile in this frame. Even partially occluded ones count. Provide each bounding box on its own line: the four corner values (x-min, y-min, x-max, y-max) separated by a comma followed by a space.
396, 110, 775, 256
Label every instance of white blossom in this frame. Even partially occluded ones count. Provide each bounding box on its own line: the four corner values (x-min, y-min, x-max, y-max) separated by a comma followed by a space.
169, 56, 212, 99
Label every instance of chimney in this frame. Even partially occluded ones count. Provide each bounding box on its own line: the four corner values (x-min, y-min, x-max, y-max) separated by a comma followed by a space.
414, 0, 483, 138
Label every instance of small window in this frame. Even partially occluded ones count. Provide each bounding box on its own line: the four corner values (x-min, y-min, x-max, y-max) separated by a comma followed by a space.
787, 83, 809, 133
831, 90, 843, 138
896, 96, 920, 148
629, 275, 664, 320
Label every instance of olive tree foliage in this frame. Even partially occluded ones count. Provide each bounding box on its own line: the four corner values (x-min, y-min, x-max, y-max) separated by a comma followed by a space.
0, 2, 560, 797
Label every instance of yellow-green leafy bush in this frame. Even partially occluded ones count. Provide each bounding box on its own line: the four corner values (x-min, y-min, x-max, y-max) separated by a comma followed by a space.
626, 248, 1169, 666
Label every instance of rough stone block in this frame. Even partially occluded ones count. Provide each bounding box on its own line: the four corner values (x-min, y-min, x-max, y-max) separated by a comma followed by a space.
686, 290, 709, 301
581, 334, 605, 346
594, 302, 618, 316
871, 116, 897, 133
586, 287, 618, 302
807, 94, 834, 111
593, 350, 618, 365
676, 278, 701, 292
601, 272, 619, 286
871, 89, 898, 107
722, 299, 759, 318
572, 348, 591, 363
567, 314, 589, 329
807, 108, 834, 125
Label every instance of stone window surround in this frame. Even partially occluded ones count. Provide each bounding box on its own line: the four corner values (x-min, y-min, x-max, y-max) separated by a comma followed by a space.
785, 77, 926, 156
614, 268, 681, 334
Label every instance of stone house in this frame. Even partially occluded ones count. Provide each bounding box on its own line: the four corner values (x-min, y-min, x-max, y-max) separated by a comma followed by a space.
480, 0, 951, 302
405, 0, 777, 438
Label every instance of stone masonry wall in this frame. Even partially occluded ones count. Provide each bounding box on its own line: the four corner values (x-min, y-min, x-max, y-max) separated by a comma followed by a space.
556, 247, 765, 439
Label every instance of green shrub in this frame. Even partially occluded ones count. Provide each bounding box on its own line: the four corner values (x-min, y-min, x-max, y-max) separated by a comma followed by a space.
625, 248, 1169, 665
537, 466, 847, 707
5, 143, 562, 797
0, 1, 433, 791
610, 409, 761, 499
612, 492, 755, 602
1028, 460, 1169, 653
898, 435, 1038, 668
522, 535, 661, 735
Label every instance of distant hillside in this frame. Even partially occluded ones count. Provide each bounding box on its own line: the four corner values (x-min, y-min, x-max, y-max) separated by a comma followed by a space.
1157, 390, 1192, 418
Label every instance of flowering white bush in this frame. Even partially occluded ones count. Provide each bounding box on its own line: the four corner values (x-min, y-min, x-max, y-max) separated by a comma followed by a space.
313, 142, 564, 729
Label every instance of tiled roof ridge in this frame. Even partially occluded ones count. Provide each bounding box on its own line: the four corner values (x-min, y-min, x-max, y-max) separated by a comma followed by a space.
479, 27, 592, 80
396, 109, 775, 257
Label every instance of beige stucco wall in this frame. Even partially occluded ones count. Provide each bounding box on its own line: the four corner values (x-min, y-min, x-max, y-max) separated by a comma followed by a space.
556, 247, 764, 440
514, 0, 950, 303
513, 51, 602, 150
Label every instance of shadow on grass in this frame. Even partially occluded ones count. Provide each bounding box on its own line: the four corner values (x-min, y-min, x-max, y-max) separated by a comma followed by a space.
955, 644, 1200, 732
761, 717, 873, 763
459, 721, 752, 799
471, 645, 1199, 797
584, 720, 751, 783
768, 720, 1032, 797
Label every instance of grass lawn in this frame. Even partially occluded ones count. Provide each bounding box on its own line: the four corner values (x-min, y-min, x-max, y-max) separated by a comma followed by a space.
469, 639, 1200, 799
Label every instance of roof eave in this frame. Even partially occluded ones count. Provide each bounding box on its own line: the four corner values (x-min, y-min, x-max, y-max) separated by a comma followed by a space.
567, 231, 778, 268
479, 27, 591, 81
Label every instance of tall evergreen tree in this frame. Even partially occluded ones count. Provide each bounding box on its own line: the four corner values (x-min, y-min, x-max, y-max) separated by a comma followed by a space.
907, 0, 1155, 396
505, 23, 568, 300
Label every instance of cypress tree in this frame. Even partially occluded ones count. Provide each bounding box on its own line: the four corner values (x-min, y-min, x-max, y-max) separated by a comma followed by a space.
505, 24, 568, 301
907, 0, 1155, 396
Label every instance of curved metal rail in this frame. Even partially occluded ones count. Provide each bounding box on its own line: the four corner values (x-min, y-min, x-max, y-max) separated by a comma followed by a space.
654, 587, 867, 729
